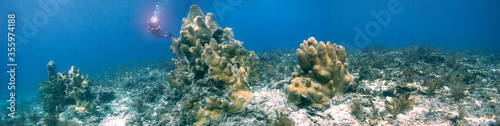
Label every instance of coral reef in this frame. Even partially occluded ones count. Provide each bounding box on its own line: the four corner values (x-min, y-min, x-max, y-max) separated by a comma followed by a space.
66, 66, 93, 112
287, 37, 354, 108
350, 100, 366, 120
19, 4, 500, 126
38, 61, 96, 114
167, 4, 259, 125
24, 43, 499, 126
191, 97, 225, 126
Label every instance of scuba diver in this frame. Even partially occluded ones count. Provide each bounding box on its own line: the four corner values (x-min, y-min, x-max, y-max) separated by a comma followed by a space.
147, 2, 175, 39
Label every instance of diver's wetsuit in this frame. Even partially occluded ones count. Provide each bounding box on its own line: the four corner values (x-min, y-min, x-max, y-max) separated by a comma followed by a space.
147, 3, 174, 39
147, 19, 166, 38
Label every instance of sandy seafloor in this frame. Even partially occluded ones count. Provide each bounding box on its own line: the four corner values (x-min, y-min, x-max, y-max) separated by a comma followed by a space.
1, 44, 499, 126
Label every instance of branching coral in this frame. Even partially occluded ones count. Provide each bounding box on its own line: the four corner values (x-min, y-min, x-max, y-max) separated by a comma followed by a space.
167, 58, 193, 96
182, 96, 227, 126
287, 37, 354, 108
170, 4, 259, 79
202, 38, 239, 87
224, 67, 253, 113
168, 4, 259, 125
38, 61, 96, 114
192, 97, 225, 126
66, 66, 90, 109
244, 52, 260, 82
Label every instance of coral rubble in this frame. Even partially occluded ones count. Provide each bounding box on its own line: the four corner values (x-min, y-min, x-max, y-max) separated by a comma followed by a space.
287, 37, 354, 108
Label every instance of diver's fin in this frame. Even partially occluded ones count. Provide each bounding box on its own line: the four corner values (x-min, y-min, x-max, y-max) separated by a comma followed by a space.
167, 33, 175, 39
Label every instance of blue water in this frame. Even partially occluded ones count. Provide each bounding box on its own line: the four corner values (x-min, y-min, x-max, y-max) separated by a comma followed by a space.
1, 0, 499, 104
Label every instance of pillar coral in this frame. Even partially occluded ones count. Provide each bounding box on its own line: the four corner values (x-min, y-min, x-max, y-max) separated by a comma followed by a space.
287, 37, 354, 108
168, 4, 258, 126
